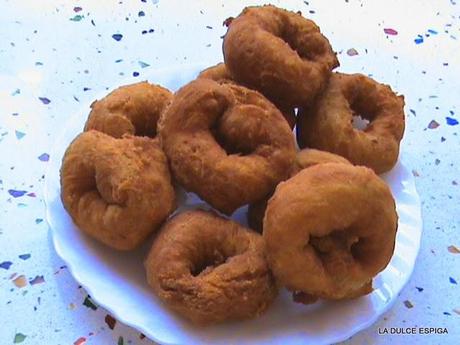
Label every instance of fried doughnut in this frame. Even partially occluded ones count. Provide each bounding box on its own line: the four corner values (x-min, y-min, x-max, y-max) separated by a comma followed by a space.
198, 63, 296, 128
223, 5, 338, 107
145, 210, 277, 324
158, 78, 296, 215
60, 130, 175, 250
84, 81, 172, 138
248, 149, 351, 232
264, 163, 397, 300
297, 73, 405, 174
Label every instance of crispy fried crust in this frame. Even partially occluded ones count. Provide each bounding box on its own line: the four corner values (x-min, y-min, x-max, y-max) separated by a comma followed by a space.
198, 62, 234, 84
84, 81, 172, 138
294, 148, 352, 173
60, 130, 176, 250
223, 5, 338, 107
292, 280, 372, 304
297, 73, 405, 174
263, 163, 397, 300
158, 78, 296, 215
198, 63, 296, 128
248, 149, 351, 232
145, 210, 278, 324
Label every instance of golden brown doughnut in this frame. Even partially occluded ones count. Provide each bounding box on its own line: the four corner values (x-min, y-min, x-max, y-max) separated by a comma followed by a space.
264, 163, 397, 300
60, 130, 175, 250
198, 63, 296, 128
247, 149, 351, 232
297, 73, 405, 174
223, 5, 338, 107
158, 78, 296, 215
84, 81, 172, 138
145, 210, 277, 324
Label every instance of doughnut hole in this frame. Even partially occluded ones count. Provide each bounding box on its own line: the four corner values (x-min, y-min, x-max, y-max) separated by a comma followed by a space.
214, 105, 273, 156
126, 110, 158, 138
191, 248, 228, 277
279, 29, 311, 60
210, 84, 278, 156
346, 81, 380, 132
102, 108, 157, 138
350, 241, 366, 261
189, 231, 250, 277
132, 122, 157, 137
309, 229, 360, 278
352, 113, 370, 131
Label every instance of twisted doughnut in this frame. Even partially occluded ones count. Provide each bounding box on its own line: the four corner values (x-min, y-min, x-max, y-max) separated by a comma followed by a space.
60, 130, 175, 250
198, 63, 296, 128
158, 78, 296, 215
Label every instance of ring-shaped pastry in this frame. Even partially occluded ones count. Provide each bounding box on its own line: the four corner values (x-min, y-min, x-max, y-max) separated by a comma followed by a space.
264, 163, 397, 300
159, 78, 296, 215
297, 73, 405, 174
223, 5, 338, 107
145, 210, 278, 324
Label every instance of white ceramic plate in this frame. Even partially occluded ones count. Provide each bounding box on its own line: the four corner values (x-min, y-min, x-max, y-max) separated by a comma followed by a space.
45, 65, 422, 345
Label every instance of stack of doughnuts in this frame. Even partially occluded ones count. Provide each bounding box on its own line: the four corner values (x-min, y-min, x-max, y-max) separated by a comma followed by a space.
60, 4, 403, 325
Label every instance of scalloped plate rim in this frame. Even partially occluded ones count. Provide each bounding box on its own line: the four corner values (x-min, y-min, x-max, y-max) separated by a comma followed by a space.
44, 64, 423, 345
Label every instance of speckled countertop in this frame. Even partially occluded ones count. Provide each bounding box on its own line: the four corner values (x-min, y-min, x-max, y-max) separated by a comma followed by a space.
0, 1, 459, 344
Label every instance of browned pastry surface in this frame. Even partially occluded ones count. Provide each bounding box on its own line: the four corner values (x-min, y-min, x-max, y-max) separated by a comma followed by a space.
248, 149, 351, 232
159, 78, 296, 215
223, 5, 338, 107
60, 130, 175, 250
145, 210, 278, 324
84, 81, 172, 138
297, 73, 405, 174
264, 163, 397, 300
198, 63, 296, 128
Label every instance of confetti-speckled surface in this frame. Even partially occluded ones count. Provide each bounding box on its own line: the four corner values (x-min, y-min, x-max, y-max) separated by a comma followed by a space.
0, 1, 459, 344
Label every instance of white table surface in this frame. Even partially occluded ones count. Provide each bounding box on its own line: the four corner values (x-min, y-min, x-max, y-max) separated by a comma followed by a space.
0, 1, 459, 344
